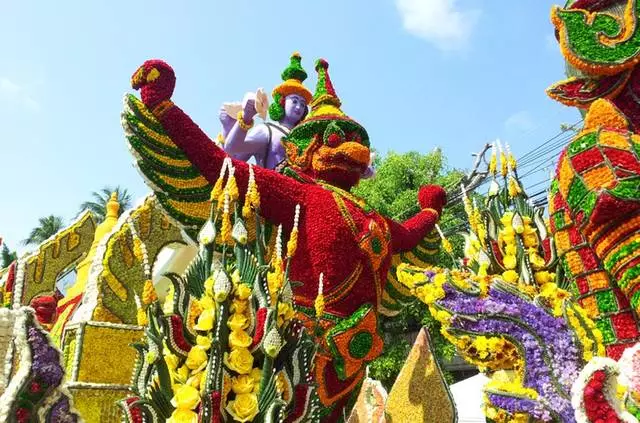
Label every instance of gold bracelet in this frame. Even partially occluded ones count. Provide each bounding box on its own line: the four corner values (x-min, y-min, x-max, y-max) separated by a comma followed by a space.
237, 111, 254, 131
152, 100, 174, 118
422, 207, 439, 217
216, 133, 225, 145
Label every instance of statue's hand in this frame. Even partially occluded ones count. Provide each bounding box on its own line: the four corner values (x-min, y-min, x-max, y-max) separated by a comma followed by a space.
242, 92, 258, 122
418, 185, 447, 215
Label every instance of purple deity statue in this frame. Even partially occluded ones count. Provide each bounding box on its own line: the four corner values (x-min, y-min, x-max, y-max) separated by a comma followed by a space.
219, 52, 376, 177
221, 52, 312, 170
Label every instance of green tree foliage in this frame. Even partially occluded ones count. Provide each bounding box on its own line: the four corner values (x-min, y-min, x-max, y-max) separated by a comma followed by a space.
78, 186, 132, 222
1, 244, 17, 268
22, 215, 64, 246
354, 149, 468, 390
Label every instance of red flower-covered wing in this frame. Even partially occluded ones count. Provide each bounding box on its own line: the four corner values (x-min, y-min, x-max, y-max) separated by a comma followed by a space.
547, 72, 632, 108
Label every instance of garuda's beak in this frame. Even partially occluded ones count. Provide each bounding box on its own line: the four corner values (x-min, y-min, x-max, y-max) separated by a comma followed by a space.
131, 66, 146, 90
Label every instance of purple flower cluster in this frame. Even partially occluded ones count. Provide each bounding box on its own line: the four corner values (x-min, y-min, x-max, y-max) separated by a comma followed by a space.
47, 397, 79, 423
487, 393, 551, 421
438, 280, 583, 422
27, 325, 63, 387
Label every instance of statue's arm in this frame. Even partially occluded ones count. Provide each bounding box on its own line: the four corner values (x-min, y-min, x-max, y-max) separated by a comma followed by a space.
386, 210, 440, 253
155, 103, 304, 226
386, 185, 447, 253
223, 123, 269, 157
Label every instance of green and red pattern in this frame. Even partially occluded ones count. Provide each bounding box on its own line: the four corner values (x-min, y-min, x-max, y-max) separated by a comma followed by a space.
549, 100, 640, 359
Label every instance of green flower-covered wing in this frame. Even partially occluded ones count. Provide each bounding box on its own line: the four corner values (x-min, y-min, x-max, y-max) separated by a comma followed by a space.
122, 94, 212, 239
379, 231, 441, 317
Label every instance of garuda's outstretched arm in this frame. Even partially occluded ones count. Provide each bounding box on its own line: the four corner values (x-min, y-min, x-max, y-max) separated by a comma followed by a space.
131, 60, 304, 227
387, 185, 446, 253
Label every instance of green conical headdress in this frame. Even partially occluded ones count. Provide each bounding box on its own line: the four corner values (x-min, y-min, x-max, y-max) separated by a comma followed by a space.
282, 58, 370, 161
271, 52, 313, 103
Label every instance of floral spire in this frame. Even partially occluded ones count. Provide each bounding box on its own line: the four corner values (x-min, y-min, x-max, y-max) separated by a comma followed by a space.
211, 157, 231, 202
308, 59, 344, 118
314, 273, 325, 318
286, 204, 301, 258
489, 142, 498, 176
496, 139, 508, 178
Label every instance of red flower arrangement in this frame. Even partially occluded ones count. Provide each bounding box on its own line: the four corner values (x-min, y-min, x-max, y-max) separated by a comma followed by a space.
582, 370, 622, 423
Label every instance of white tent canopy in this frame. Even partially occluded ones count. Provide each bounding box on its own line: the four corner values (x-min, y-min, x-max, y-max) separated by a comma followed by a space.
451, 373, 488, 422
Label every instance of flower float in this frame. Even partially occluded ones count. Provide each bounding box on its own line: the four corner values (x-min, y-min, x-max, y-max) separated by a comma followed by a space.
548, 99, 640, 359
119, 160, 320, 422
397, 263, 603, 422
460, 139, 557, 295
123, 56, 447, 419
0, 307, 80, 422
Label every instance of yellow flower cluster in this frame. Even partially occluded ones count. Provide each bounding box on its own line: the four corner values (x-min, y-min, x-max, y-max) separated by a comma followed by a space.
242, 165, 261, 220
220, 193, 233, 246
498, 213, 519, 284
489, 150, 497, 175
142, 279, 157, 305
314, 273, 325, 318
507, 176, 521, 198
565, 303, 605, 361
267, 257, 284, 305
537, 283, 570, 317
224, 281, 261, 422
485, 377, 538, 399
485, 405, 530, 423
286, 204, 301, 258
447, 334, 521, 372
396, 263, 428, 288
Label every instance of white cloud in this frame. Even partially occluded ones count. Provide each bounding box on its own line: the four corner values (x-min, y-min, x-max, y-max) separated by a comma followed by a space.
504, 111, 536, 133
395, 0, 481, 51
0, 77, 40, 111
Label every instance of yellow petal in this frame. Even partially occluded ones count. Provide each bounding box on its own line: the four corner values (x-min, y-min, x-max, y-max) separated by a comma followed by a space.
171, 384, 201, 410
185, 346, 208, 370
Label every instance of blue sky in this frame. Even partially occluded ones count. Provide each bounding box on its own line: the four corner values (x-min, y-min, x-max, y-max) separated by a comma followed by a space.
0, 0, 578, 254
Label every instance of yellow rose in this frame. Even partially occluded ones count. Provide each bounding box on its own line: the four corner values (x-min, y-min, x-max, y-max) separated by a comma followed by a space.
225, 348, 254, 375
196, 335, 212, 350
165, 353, 180, 370
523, 234, 538, 248
250, 367, 262, 391
200, 294, 215, 311
277, 302, 295, 326
232, 299, 249, 314
204, 277, 214, 297
228, 313, 249, 331
232, 374, 255, 394
503, 254, 517, 270
171, 384, 201, 410
235, 283, 252, 300
186, 372, 202, 389
502, 270, 519, 283
226, 393, 259, 422
167, 408, 197, 423
194, 308, 215, 332
174, 365, 190, 383
186, 346, 208, 370
504, 244, 517, 256
229, 329, 253, 349
232, 269, 242, 285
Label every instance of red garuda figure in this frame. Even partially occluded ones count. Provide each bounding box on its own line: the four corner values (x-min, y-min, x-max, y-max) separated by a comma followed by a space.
124, 57, 446, 419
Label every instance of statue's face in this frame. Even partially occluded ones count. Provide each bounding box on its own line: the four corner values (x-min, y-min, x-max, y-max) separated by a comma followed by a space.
284, 94, 307, 123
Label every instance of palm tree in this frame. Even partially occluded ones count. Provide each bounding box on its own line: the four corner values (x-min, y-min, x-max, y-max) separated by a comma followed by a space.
22, 215, 65, 246
78, 186, 132, 222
